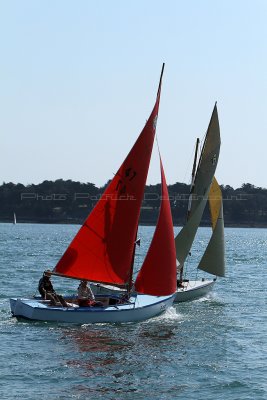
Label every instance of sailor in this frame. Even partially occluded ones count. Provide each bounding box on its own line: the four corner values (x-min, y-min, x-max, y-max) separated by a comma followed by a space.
77, 280, 103, 307
38, 270, 68, 307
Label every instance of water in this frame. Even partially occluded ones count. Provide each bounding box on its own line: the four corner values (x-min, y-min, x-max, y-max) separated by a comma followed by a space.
0, 224, 266, 400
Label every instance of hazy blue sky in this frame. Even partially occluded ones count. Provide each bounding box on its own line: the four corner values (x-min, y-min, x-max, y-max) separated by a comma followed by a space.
1, 0, 266, 188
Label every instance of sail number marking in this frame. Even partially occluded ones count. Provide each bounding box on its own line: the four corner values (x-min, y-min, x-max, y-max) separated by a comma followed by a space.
116, 167, 137, 195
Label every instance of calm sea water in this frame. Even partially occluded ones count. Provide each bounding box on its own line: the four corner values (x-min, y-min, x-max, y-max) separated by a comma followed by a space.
0, 223, 266, 400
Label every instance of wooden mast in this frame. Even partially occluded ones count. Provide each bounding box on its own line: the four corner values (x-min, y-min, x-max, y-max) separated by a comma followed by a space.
179, 138, 200, 283
126, 63, 165, 296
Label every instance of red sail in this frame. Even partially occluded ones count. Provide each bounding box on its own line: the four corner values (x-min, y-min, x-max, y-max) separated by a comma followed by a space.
135, 158, 177, 296
54, 83, 162, 285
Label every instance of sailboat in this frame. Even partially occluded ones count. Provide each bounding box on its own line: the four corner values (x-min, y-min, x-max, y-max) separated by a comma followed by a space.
10, 64, 177, 324
13, 212, 16, 225
174, 103, 225, 302
91, 103, 225, 302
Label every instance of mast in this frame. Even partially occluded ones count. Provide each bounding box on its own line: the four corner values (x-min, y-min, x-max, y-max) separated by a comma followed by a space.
187, 138, 200, 220
175, 103, 221, 282
53, 64, 165, 286
127, 231, 138, 295
193, 103, 217, 189
134, 156, 177, 296
157, 63, 165, 97
179, 138, 200, 284
127, 63, 165, 296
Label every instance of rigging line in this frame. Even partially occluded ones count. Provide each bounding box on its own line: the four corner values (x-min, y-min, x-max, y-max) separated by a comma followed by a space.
134, 230, 141, 266
195, 267, 199, 281
155, 133, 163, 165
183, 262, 188, 278
155, 132, 160, 155
183, 124, 206, 186
194, 129, 208, 180
157, 63, 165, 98
182, 144, 198, 185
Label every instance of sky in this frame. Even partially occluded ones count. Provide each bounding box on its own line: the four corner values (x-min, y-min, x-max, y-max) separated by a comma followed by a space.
0, 0, 266, 189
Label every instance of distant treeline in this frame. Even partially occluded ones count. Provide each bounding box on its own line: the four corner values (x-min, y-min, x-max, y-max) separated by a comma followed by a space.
1, 180, 267, 227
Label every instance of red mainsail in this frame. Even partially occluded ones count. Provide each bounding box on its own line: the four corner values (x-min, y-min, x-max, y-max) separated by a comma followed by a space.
54, 68, 164, 285
134, 158, 177, 296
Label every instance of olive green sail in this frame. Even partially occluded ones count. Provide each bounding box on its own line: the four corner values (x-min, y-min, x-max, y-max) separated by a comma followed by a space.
198, 177, 225, 277
175, 188, 210, 266
175, 103, 221, 266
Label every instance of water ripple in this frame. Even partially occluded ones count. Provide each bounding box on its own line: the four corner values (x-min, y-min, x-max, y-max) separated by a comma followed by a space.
0, 225, 266, 400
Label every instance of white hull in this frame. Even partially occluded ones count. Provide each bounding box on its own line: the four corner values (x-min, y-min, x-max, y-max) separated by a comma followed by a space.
10, 294, 175, 324
91, 283, 126, 296
91, 280, 216, 303
175, 279, 215, 302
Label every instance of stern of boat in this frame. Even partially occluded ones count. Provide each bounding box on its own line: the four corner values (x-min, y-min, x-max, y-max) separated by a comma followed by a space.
9, 298, 17, 315
174, 279, 215, 302
10, 298, 36, 320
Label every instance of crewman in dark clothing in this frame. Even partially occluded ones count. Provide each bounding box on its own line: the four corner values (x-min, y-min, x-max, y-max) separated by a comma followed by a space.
38, 270, 68, 307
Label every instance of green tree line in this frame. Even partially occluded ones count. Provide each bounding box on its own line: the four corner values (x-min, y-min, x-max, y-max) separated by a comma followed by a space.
0, 180, 267, 227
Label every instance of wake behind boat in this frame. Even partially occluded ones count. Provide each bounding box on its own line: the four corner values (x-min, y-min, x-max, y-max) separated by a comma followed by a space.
10, 64, 178, 324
